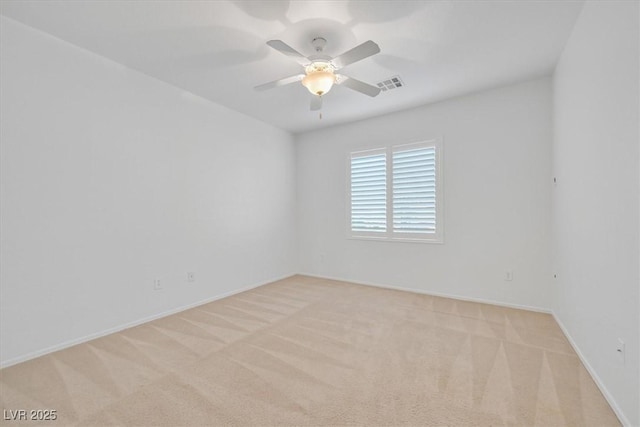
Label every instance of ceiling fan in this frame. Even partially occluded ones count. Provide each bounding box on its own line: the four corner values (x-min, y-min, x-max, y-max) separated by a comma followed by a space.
255, 37, 382, 111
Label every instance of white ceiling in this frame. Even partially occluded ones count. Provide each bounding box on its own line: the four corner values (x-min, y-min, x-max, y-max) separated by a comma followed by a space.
0, 0, 584, 134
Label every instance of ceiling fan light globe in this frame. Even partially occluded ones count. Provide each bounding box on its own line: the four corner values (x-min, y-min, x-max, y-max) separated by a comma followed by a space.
302, 70, 336, 96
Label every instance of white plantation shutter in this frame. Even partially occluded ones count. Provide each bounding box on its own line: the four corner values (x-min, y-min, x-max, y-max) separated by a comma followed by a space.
349, 139, 442, 242
350, 150, 386, 232
392, 145, 437, 233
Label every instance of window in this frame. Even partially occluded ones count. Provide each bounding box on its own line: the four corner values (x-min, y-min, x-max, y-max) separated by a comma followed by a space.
349, 139, 442, 243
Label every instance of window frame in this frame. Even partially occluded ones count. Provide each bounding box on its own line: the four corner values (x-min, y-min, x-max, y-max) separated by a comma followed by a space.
346, 138, 444, 244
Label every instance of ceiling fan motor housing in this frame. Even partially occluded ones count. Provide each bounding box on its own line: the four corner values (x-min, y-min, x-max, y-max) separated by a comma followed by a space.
311, 37, 327, 52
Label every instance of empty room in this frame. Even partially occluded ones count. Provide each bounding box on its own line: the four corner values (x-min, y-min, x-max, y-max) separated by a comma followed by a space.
0, 1, 638, 426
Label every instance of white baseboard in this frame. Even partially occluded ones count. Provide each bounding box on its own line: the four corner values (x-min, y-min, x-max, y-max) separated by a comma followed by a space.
0, 272, 296, 369
298, 272, 551, 313
551, 313, 630, 427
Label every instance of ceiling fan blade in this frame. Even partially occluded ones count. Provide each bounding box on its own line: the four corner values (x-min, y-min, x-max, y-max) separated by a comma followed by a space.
310, 95, 322, 111
338, 75, 381, 97
266, 40, 310, 66
255, 74, 304, 91
331, 40, 380, 69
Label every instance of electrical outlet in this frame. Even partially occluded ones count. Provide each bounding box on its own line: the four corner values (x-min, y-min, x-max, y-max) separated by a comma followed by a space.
153, 279, 162, 290
504, 271, 513, 281
616, 338, 625, 364
187, 272, 195, 282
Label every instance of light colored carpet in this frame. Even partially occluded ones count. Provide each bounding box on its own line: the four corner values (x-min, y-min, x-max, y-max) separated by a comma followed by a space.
0, 275, 620, 426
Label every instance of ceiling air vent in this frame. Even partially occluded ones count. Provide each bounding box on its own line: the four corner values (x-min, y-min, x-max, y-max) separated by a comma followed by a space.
376, 76, 404, 92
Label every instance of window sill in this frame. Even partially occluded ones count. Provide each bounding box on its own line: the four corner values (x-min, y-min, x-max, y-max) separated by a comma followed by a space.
347, 235, 444, 244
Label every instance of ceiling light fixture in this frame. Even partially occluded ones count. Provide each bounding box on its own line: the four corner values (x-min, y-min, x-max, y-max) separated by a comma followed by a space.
301, 62, 336, 96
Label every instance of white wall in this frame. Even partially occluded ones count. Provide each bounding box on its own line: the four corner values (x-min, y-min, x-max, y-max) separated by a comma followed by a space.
552, 2, 639, 425
0, 17, 297, 366
296, 78, 553, 310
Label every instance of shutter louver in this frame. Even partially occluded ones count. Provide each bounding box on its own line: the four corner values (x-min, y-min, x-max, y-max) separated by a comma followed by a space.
351, 153, 386, 232
392, 146, 437, 233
